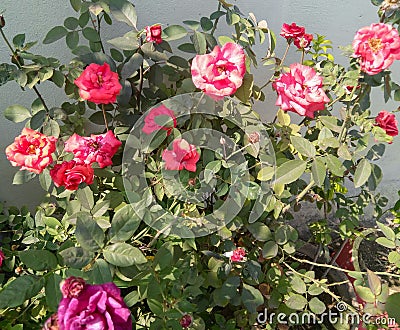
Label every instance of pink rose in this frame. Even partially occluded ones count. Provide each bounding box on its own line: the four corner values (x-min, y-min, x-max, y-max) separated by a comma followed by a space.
5, 128, 57, 174
180, 315, 193, 328
191, 42, 246, 99
225, 247, 246, 262
64, 131, 122, 168
272, 63, 330, 118
280, 23, 305, 40
50, 160, 94, 191
60, 276, 86, 299
0, 249, 5, 267
142, 104, 177, 135
162, 139, 200, 172
352, 23, 400, 75
375, 110, 398, 137
145, 24, 163, 44
74, 62, 122, 104
294, 33, 313, 49
58, 278, 132, 330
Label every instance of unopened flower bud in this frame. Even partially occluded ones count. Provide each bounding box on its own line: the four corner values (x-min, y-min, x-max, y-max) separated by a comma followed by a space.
0, 16, 5, 29
180, 314, 193, 328
188, 178, 196, 186
248, 132, 260, 144
60, 276, 86, 298
220, 137, 226, 145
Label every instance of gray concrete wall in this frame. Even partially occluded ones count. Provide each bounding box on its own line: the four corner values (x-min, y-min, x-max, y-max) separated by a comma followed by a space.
0, 1, 398, 209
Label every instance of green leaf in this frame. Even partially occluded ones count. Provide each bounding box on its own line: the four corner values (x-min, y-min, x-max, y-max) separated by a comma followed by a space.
103, 242, 147, 266
354, 158, 371, 188
386, 293, 400, 325
247, 223, 272, 241
193, 31, 207, 54
200, 17, 213, 31
43, 26, 68, 44
52, 70, 66, 87
262, 241, 278, 258
109, 0, 137, 28
108, 31, 139, 50
76, 186, 94, 210
183, 20, 200, 30
4, 104, 31, 122
325, 155, 345, 177
89, 259, 113, 284
218, 36, 235, 45
13, 34, 25, 48
309, 297, 326, 314
376, 237, 396, 249
66, 31, 79, 49
12, 171, 36, 185
83, 27, 100, 42
121, 53, 143, 80
311, 158, 326, 187
70, 0, 81, 11
163, 25, 187, 41
43, 119, 60, 137
290, 136, 316, 158
290, 276, 307, 294
257, 166, 274, 181
235, 73, 253, 104
367, 269, 382, 296
75, 215, 105, 252
109, 204, 141, 242
274, 159, 307, 186
141, 42, 168, 61
64, 17, 79, 30
285, 294, 308, 310
19, 250, 58, 271
0, 275, 44, 309
377, 222, 396, 241
59, 247, 93, 268
45, 273, 62, 312
241, 283, 264, 313
355, 286, 375, 303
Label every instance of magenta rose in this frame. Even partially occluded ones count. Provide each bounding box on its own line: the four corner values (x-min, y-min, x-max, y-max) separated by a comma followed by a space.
142, 104, 177, 135
50, 160, 94, 191
272, 63, 330, 118
191, 42, 246, 99
64, 131, 122, 168
0, 249, 5, 267
280, 22, 305, 40
74, 62, 122, 104
180, 314, 193, 328
5, 128, 57, 174
145, 24, 162, 44
162, 139, 200, 172
57, 278, 132, 330
352, 23, 400, 75
42, 313, 59, 330
375, 110, 398, 137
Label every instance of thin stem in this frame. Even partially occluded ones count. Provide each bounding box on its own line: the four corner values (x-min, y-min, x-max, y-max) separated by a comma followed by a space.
137, 39, 144, 113
101, 104, 109, 131
282, 179, 315, 213
280, 43, 291, 68
322, 238, 349, 278
0, 28, 50, 113
97, 15, 106, 54
300, 49, 305, 64
210, 3, 222, 36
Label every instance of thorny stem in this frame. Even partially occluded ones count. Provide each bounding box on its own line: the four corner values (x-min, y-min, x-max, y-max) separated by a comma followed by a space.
0, 27, 50, 113
300, 49, 305, 64
101, 103, 109, 131
282, 179, 315, 213
137, 39, 144, 113
210, 3, 222, 36
96, 15, 106, 54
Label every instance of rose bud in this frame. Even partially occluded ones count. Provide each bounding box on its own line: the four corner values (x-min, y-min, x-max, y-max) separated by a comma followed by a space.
0, 16, 5, 28
180, 314, 193, 328
60, 276, 86, 298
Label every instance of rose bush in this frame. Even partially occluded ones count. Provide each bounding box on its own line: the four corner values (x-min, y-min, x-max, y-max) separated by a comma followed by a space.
0, 0, 399, 329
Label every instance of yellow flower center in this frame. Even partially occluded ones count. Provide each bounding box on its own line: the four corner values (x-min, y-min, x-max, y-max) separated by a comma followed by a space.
27, 145, 37, 154
368, 38, 383, 53
97, 74, 103, 85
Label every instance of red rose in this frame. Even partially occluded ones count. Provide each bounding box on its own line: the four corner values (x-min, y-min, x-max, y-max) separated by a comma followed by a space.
64, 131, 122, 168
280, 23, 305, 40
5, 128, 57, 174
50, 160, 94, 191
145, 24, 163, 44
142, 104, 177, 135
180, 315, 193, 328
74, 62, 122, 104
375, 110, 398, 137
294, 33, 313, 49
162, 139, 200, 172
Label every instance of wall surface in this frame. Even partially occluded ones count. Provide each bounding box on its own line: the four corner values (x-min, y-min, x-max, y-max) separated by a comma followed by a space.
0, 1, 398, 209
